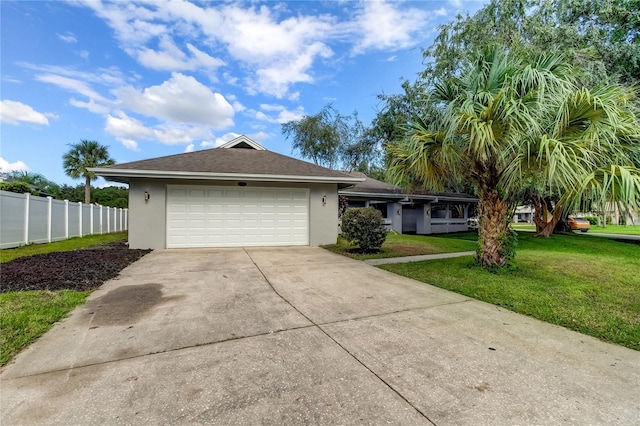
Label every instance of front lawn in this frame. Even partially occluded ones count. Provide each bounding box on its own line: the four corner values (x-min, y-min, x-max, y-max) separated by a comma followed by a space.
323, 232, 477, 260
0, 290, 90, 366
511, 223, 640, 235
0, 232, 149, 367
379, 232, 640, 351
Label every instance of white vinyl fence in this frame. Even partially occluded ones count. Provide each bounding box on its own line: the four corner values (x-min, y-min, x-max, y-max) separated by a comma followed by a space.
0, 190, 128, 249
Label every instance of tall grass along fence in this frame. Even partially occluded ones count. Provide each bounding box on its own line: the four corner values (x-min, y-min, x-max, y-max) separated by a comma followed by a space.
0, 190, 128, 249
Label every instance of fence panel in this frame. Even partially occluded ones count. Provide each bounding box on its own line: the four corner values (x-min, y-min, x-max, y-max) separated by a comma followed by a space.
82, 204, 92, 236
0, 192, 26, 249
92, 205, 101, 235
0, 190, 128, 249
51, 199, 67, 242
67, 203, 80, 238
28, 196, 49, 244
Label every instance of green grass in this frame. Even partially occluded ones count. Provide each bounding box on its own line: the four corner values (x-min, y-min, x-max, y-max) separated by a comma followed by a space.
511, 223, 640, 235
1, 232, 128, 366
0, 232, 128, 263
587, 224, 640, 235
323, 231, 477, 260
379, 232, 640, 350
0, 290, 90, 366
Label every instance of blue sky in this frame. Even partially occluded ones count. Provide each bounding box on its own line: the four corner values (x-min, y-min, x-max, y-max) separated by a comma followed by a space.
1, 0, 485, 187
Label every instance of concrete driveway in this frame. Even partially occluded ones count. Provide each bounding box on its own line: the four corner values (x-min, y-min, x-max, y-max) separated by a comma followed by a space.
2, 247, 639, 425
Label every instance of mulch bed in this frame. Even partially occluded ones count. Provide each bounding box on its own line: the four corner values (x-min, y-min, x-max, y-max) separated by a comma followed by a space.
1, 243, 152, 293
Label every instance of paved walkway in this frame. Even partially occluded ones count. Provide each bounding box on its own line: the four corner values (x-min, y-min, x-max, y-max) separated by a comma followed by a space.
2, 247, 639, 425
365, 251, 476, 265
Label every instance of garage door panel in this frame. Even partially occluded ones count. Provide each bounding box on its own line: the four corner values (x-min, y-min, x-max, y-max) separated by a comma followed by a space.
167, 185, 309, 248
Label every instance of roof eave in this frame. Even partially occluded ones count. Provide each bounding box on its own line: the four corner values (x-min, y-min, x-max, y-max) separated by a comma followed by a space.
90, 168, 364, 185
339, 190, 477, 202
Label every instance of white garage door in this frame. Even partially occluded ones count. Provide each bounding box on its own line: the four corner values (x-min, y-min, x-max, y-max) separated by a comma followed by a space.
166, 185, 309, 248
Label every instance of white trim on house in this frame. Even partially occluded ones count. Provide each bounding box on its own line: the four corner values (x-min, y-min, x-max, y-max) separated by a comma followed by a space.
218, 135, 266, 150
91, 168, 364, 186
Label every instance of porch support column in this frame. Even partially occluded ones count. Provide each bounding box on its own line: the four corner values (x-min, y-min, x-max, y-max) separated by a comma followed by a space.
387, 203, 403, 233
416, 204, 432, 235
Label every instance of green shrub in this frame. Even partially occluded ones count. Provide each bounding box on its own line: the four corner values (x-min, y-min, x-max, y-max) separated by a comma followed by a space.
341, 207, 388, 252
0, 182, 38, 195
583, 216, 599, 225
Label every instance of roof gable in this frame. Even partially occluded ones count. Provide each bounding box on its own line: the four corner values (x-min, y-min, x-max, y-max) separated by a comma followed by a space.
218, 135, 265, 150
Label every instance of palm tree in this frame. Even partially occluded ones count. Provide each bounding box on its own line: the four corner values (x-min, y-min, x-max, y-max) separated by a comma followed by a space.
509, 84, 640, 236
63, 140, 115, 204
388, 47, 640, 270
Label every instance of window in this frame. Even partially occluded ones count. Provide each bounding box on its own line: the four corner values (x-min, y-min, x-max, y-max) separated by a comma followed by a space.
431, 204, 447, 219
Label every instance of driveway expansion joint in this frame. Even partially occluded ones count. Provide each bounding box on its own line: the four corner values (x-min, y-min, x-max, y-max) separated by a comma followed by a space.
2, 325, 317, 381
315, 298, 474, 328
244, 248, 438, 426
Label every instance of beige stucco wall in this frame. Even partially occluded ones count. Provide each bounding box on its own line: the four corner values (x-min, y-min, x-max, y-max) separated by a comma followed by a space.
127, 179, 339, 249
128, 179, 167, 249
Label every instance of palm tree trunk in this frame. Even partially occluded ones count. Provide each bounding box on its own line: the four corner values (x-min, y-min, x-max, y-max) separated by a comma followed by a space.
85, 176, 91, 204
477, 187, 511, 268
533, 197, 564, 237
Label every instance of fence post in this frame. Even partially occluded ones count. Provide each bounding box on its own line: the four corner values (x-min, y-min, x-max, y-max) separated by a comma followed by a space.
47, 196, 53, 243
64, 200, 69, 239
125, 209, 128, 230
119, 208, 123, 231
90, 204, 94, 235
100, 205, 103, 234
24, 193, 30, 245
107, 207, 110, 233
78, 201, 83, 238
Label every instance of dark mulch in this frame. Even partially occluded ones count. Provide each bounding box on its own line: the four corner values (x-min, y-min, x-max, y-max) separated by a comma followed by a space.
1, 243, 152, 293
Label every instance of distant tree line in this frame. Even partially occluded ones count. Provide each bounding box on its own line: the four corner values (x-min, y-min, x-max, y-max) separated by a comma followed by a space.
1, 171, 128, 208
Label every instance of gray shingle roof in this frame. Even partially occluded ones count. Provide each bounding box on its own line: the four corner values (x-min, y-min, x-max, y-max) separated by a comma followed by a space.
101, 147, 352, 179
340, 172, 477, 201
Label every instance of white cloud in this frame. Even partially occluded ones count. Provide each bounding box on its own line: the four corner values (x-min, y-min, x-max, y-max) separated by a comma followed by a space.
76, 1, 336, 98
69, 98, 109, 114
72, 1, 437, 98
434, 7, 448, 16
0, 100, 51, 126
120, 139, 140, 151
105, 113, 151, 140
116, 73, 234, 128
252, 104, 305, 124
36, 74, 105, 101
136, 36, 224, 72
79, 50, 90, 59
185, 143, 195, 153
200, 132, 240, 148
247, 131, 269, 143
152, 124, 213, 145
74, 1, 433, 98
105, 111, 215, 149
0, 157, 29, 173
104, 113, 149, 151
57, 32, 77, 43
350, 1, 428, 54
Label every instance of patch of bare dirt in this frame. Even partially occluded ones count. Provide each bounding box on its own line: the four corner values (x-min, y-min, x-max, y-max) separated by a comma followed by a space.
1, 242, 152, 293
